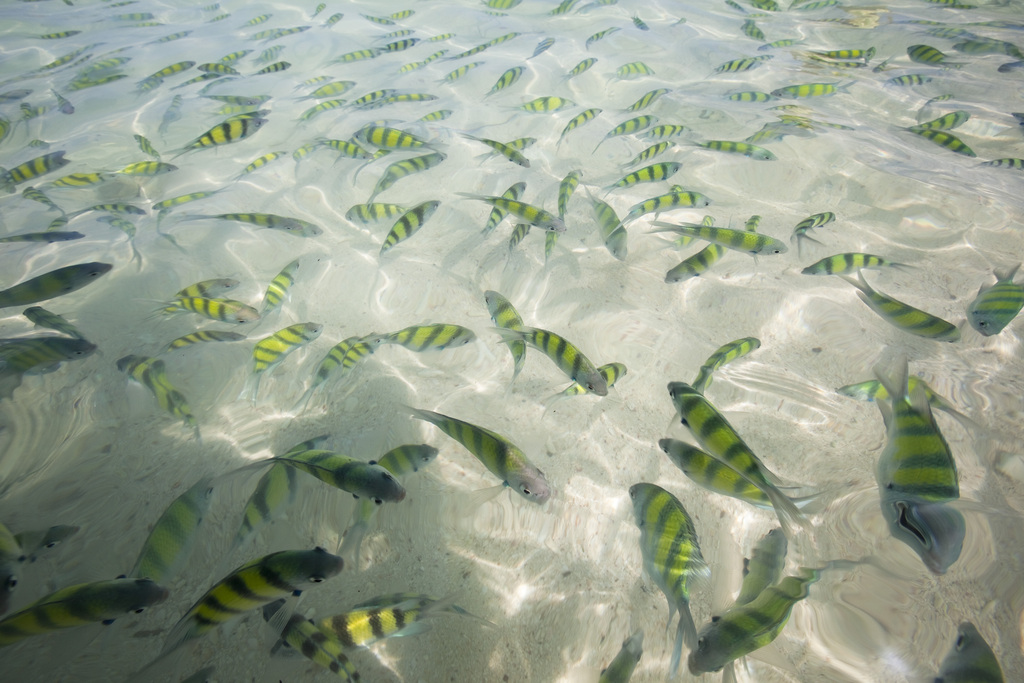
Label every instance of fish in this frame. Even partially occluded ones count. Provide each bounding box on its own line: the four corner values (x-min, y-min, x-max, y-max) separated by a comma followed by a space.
10, 525, 78, 564
791, 211, 836, 253
458, 194, 566, 233
163, 330, 246, 352
1, 151, 70, 190
263, 448, 406, 504
519, 96, 575, 112
966, 264, 1023, 336
624, 142, 674, 168
714, 56, 772, 73
318, 593, 490, 650
907, 44, 964, 67
260, 259, 301, 315
408, 407, 551, 503
934, 622, 1005, 682
380, 200, 442, 255
0, 231, 82, 244
233, 462, 298, 550
261, 601, 359, 681
606, 162, 681, 191
346, 203, 407, 224
487, 66, 524, 95
0, 336, 96, 385
628, 483, 709, 677
116, 161, 178, 177
163, 297, 259, 324
0, 263, 112, 309
915, 111, 970, 131
382, 323, 476, 351
550, 362, 626, 402
839, 273, 960, 342
594, 115, 658, 152
696, 140, 776, 161
801, 253, 909, 275
668, 382, 808, 532
159, 548, 343, 656
735, 529, 788, 606
623, 187, 711, 223
368, 152, 446, 202
493, 326, 607, 395
22, 306, 85, 339
906, 127, 976, 157
129, 478, 214, 583
874, 358, 963, 574
770, 82, 846, 99
185, 212, 322, 237
0, 578, 168, 648
558, 108, 602, 145
887, 74, 932, 86
255, 61, 291, 74
650, 222, 787, 255
242, 322, 324, 402
295, 334, 383, 409
175, 117, 267, 155
117, 355, 199, 437
484, 291, 527, 383
691, 337, 761, 394
462, 134, 530, 167
598, 630, 644, 683
616, 62, 655, 79
566, 58, 598, 79
590, 195, 628, 260
354, 124, 431, 151
687, 568, 821, 673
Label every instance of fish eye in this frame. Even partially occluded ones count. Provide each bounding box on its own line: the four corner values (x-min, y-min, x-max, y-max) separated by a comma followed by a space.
522, 486, 531, 495
977, 321, 987, 327
955, 634, 965, 649
309, 576, 325, 583
4, 576, 16, 589
373, 498, 383, 505
697, 637, 706, 649
586, 382, 595, 390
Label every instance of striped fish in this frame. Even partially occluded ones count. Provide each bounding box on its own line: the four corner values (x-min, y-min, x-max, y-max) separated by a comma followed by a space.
874, 358, 963, 574
735, 528, 787, 606
318, 593, 489, 649
688, 568, 821, 673
383, 323, 475, 351
117, 355, 199, 438
628, 483, 709, 678
493, 326, 606, 395
967, 264, 1023, 336
840, 273, 960, 342
159, 548, 343, 656
261, 259, 301, 314
0, 578, 168, 647
691, 337, 761, 394
242, 322, 323, 402
295, 334, 384, 410
0, 263, 112, 309
408, 407, 550, 503
129, 478, 213, 583
268, 449, 406, 504
261, 601, 359, 681
484, 291, 526, 383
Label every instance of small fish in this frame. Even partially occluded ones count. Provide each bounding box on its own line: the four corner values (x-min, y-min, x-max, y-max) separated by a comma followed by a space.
174, 278, 239, 300
159, 548, 343, 656
967, 264, 1023, 336
874, 358, 963, 574
687, 568, 821, 673
801, 252, 908, 275
462, 135, 529, 167
935, 622, 1005, 683
254, 61, 291, 75
594, 115, 658, 152
233, 462, 299, 550
368, 152, 446, 202
23, 306, 85, 339
914, 111, 970, 131
409, 407, 551, 502
295, 335, 382, 409
741, 19, 764, 41
566, 58, 598, 79
598, 630, 643, 683
623, 187, 711, 223
265, 448, 406, 503
129, 478, 214, 583
0, 337, 97, 376
487, 65, 525, 95
0, 262, 112, 309
262, 602, 359, 680
552, 362, 626, 401
606, 162, 681, 191
261, 259, 301, 315
616, 62, 655, 79
163, 330, 246, 352
650, 222, 787, 255
1, 151, 70, 189
518, 96, 576, 113
318, 593, 488, 650
188, 212, 321, 237
0, 231, 82, 244
626, 88, 670, 112
836, 375, 979, 433
735, 529, 788, 606
346, 203, 407, 224
908, 44, 964, 68
50, 89, 74, 114
590, 195, 628, 260
668, 382, 807, 531
354, 124, 431, 151
770, 82, 846, 99
629, 483, 709, 677
558, 108, 602, 145
164, 297, 259, 324
379, 200, 442, 256
242, 322, 324, 402
697, 140, 775, 161
691, 337, 760, 394
492, 326, 606, 395
117, 161, 178, 177
0, 578, 168, 647
175, 117, 267, 155
906, 127, 976, 157
383, 323, 475, 351
791, 211, 836, 252
484, 291, 526, 383
11, 525, 78, 563
458, 194, 565, 233
715, 55, 772, 73
117, 355, 199, 437
840, 273, 960, 342
887, 74, 932, 86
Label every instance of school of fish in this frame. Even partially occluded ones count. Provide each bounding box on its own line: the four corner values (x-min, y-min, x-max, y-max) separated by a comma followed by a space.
0, 0, 1021, 681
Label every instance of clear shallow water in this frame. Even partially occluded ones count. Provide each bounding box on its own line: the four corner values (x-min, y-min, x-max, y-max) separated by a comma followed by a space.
0, 0, 1023, 681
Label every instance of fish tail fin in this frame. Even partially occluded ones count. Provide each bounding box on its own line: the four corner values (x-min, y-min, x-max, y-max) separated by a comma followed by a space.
766, 485, 812, 535
293, 384, 317, 413
670, 603, 698, 678
338, 519, 369, 571
239, 373, 262, 404
492, 327, 528, 345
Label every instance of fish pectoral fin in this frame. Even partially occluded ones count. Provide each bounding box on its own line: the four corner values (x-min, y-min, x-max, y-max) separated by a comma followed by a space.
464, 484, 507, 509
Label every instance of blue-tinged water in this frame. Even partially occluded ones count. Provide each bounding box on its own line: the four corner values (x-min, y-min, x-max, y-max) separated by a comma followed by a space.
1, 0, 1022, 681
